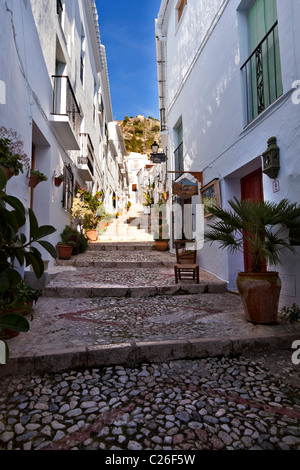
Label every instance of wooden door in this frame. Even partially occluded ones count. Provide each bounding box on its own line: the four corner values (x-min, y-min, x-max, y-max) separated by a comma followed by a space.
241, 168, 265, 271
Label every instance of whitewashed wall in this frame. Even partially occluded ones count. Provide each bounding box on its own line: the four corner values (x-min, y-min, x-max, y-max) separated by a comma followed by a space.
157, 0, 300, 307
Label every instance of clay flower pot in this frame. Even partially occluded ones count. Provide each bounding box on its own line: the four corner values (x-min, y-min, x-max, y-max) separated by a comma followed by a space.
236, 271, 281, 324
86, 229, 98, 241
154, 240, 169, 251
54, 176, 64, 187
28, 175, 42, 188
56, 244, 73, 260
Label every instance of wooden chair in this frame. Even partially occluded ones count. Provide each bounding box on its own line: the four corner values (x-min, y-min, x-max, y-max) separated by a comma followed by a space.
174, 240, 199, 284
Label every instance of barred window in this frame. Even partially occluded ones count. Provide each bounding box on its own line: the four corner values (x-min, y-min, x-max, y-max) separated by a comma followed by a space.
62, 164, 74, 212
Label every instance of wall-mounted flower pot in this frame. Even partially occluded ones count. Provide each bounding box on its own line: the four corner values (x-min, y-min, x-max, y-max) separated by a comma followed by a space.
0, 165, 14, 182
56, 244, 73, 260
86, 229, 98, 241
54, 177, 64, 187
28, 175, 43, 188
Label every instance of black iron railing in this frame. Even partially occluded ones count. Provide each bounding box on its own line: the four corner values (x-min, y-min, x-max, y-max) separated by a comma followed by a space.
241, 21, 283, 124
52, 75, 81, 139
174, 142, 183, 179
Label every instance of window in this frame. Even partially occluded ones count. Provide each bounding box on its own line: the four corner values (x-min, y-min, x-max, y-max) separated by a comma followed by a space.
241, 0, 283, 124
174, 124, 183, 179
62, 164, 74, 212
57, 0, 63, 24
177, 0, 187, 23
80, 27, 85, 85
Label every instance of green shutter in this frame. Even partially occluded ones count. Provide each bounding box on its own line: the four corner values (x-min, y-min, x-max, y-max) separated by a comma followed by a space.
247, 0, 283, 120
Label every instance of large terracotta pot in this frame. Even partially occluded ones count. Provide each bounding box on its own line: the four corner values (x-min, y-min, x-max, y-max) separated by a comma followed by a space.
236, 272, 281, 324
155, 240, 169, 251
86, 229, 98, 241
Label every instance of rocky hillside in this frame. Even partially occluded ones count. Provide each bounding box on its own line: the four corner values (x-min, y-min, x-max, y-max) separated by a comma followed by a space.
118, 115, 161, 156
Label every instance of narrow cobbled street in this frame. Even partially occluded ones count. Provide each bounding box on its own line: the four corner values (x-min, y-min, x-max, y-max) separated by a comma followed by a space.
1, 205, 300, 452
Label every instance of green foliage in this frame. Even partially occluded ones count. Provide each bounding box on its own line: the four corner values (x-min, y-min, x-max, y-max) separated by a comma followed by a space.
30, 169, 48, 181
0, 127, 30, 176
0, 167, 57, 361
121, 115, 161, 155
72, 189, 106, 231
205, 197, 300, 273
59, 225, 88, 253
280, 303, 300, 323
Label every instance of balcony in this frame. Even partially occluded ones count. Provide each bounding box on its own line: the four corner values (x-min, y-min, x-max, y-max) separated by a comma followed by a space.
77, 133, 94, 182
241, 22, 283, 125
117, 155, 125, 169
51, 75, 80, 150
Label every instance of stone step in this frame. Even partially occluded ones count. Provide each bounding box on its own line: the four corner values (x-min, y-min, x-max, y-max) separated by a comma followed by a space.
43, 282, 227, 298
87, 242, 156, 251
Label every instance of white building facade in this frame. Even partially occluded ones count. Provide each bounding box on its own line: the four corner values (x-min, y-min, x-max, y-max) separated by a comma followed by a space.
155, 0, 300, 307
0, 0, 128, 268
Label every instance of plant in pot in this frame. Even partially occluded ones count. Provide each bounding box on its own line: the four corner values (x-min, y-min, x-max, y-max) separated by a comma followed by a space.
153, 206, 170, 251
72, 190, 103, 242
205, 197, 300, 324
0, 167, 57, 360
28, 169, 48, 188
56, 241, 75, 260
54, 173, 64, 187
59, 225, 81, 255
0, 126, 30, 181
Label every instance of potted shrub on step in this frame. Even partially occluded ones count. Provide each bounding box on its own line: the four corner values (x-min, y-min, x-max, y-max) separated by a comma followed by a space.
205, 197, 300, 324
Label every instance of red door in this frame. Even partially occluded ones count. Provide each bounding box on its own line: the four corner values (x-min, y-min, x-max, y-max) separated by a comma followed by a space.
241, 168, 265, 272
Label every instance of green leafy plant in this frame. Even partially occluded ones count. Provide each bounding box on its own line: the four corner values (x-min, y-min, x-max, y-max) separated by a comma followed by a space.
72, 189, 105, 231
59, 225, 88, 254
0, 127, 30, 176
0, 167, 57, 362
280, 303, 300, 323
205, 197, 300, 273
30, 169, 48, 181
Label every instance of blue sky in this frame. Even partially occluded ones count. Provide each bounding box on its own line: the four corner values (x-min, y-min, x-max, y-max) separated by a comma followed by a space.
95, 0, 162, 122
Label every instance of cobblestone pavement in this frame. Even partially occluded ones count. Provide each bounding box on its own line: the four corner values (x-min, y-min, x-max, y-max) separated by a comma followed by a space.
1, 351, 300, 451
6, 293, 300, 358
1, 206, 300, 452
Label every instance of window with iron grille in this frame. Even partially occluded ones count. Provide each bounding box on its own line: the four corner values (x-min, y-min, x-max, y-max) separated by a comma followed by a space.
241, 0, 283, 124
174, 124, 183, 180
62, 164, 74, 212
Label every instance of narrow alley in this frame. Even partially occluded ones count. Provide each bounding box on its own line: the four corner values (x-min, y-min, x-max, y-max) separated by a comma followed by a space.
1, 204, 300, 451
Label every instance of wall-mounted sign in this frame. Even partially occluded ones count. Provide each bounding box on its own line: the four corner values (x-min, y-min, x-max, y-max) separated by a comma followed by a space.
200, 178, 221, 217
150, 154, 166, 163
172, 177, 198, 199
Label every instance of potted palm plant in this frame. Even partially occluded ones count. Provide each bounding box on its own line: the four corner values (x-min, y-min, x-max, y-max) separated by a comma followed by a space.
205, 197, 300, 324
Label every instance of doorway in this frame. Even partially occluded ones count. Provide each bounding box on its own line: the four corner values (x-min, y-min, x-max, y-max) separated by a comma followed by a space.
241, 167, 264, 271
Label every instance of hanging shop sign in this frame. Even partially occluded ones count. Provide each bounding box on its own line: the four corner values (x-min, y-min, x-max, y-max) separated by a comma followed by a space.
172, 177, 199, 199
150, 154, 166, 163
